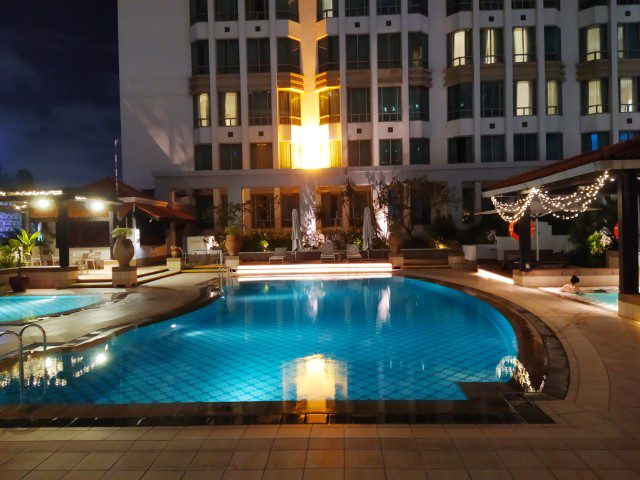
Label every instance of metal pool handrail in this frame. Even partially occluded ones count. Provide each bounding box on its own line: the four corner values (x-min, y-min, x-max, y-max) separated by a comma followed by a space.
2, 322, 47, 353
0, 331, 24, 402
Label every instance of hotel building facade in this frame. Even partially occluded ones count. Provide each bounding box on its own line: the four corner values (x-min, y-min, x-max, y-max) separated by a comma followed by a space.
118, 0, 640, 232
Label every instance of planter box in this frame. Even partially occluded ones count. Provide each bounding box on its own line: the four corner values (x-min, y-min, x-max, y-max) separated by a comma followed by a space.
112, 266, 137, 288
513, 267, 618, 288
0, 267, 79, 290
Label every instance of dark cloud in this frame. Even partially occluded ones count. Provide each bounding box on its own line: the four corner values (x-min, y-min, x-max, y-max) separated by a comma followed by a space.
0, 0, 119, 187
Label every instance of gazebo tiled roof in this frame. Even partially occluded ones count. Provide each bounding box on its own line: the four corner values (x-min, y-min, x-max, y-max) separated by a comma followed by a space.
82, 177, 153, 200
485, 136, 640, 194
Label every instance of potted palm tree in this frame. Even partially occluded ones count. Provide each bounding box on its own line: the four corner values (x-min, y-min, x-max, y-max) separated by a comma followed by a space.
8, 229, 40, 292
112, 228, 135, 267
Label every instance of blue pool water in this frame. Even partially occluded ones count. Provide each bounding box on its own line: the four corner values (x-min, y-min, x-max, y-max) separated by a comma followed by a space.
0, 277, 518, 404
583, 291, 618, 308
0, 295, 102, 323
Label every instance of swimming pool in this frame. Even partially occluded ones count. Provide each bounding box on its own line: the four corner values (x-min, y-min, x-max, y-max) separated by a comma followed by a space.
583, 291, 618, 309
0, 295, 102, 323
0, 277, 519, 404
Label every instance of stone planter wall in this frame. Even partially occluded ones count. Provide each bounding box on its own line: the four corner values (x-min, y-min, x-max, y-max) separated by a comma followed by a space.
513, 267, 618, 288
0, 267, 80, 290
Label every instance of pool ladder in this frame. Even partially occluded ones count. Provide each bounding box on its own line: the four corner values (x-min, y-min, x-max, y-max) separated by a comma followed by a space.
0, 322, 48, 402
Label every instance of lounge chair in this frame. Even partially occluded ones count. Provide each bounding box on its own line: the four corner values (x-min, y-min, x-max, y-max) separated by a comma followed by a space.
269, 247, 287, 264
346, 244, 362, 262
320, 241, 338, 262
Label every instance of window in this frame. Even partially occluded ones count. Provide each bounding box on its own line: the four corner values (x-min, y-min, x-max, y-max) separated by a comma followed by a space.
581, 78, 609, 114
448, 83, 473, 120
318, 36, 340, 73
620, 77, 640, 112
278, 91, 301, 125
348, 140, 372, 166
408, 32, 428, 69
277, 38, 301, 73
544, 0, 560, 7
410, 138, 429, 165
248, 90, 271, 125
276, 0, 299, 21
580, 25, 608, 62
214, 0, 238, 21
317, 0, 338, 19
346, 0, 368, 16
194, 93, 210, 127
448, 137, 473, 164
378, 33, 402, 69
320, 193, 342, 227
408, 0, 428, 16
319, 89, 341, 124
278, 142, 300, 168
514, 134, 538, 161
246, 0, 269, 20
479, 1, 503, 9
514, 80, 536, 116
250, 143, 274, 169
513, 27, 536, 63
618, 23, 640, 59
220, 144, 242, 170
329, 140, 342, 167
544, 26, 561, 61
377, 0, 400, 15
281, 194, 300, 227
579, 0, 607, 8
481, 28, 503, 64
546, 133, 563, 160
379, 139, 402, 165
546, 80, 561, 115
349, 191, 370, 226
346, 35, 370, 69
512, 0, 535, 7
347, 88, 370, 122
481, 81, 504, 117
447, 30, 472, 67
447, 0, 472, 15
191, 41, 209, 75
219, 92, 240, 126
620, 130, 640, 142
216, 40, 239, 74
247, 38, 270, 73
481, 135, 505, 163
581, 132, 609, 152
409, 86, 429, 121
251, 194, 275, 229
194, 144, 212, 170
190, 0, 208, 24
378, 87, 401, 121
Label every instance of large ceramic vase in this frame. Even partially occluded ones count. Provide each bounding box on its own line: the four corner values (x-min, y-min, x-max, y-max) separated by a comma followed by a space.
225, 235, 243, 256
170, 246, 182, 258
388, 232, 403, 254
113, 238, 135, 267
9, 275, 28, 293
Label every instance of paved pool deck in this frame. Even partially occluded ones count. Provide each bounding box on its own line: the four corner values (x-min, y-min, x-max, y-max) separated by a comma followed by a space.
1, 268, 640, 479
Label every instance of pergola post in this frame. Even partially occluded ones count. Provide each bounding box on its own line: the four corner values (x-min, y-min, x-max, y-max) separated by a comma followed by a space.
56, 203, 70, 268
617, 170, 639, 295
108, 208, 117, 260
518, 206, 532, 272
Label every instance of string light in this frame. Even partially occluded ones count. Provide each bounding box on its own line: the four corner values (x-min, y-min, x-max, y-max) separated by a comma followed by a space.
491, 171, 610, 223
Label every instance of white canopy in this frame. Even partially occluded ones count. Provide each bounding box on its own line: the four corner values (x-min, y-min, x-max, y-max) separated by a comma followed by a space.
362, 207, 374, 251
291, 208, 302, 251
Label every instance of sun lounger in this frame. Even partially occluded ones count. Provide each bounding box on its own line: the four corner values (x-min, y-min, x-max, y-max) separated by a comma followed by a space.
320, 241, 338, 262
346, 244, 362, 262
269, 247, 287, 263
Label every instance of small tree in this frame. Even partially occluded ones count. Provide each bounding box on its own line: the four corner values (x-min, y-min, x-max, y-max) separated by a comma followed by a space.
9, 229, 40, 276
371, 176, 456, 237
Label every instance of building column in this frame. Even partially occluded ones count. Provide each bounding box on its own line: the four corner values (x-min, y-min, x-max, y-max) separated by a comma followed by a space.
618, 170, 639, 295
299, 182, 316, 235
56, 202, 70, 268
535, 0, 547, 161
518, 206, 532, 271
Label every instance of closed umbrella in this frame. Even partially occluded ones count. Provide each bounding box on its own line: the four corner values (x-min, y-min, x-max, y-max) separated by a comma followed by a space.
362, 207, 373, 257
291, 209, 302, 260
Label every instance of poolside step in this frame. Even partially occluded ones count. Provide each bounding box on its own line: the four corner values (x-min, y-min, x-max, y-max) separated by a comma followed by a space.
136, 270, 180, 285
69, 269, 178, 288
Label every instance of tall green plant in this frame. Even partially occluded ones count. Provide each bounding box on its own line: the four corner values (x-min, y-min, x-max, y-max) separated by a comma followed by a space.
9, 229, 39, 275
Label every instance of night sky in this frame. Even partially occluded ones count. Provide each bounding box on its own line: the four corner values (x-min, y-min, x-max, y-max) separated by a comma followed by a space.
0, 1, 119, 188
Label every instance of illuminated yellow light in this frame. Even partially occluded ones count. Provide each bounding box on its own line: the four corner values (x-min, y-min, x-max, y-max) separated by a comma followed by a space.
238, 273, 393, 282
291, 124, 331, 169
88, 200, 105, 213
34, 198, 52, 210
236, 263, 393, 277
477, 269, 515, 285
95, 353, 108, 365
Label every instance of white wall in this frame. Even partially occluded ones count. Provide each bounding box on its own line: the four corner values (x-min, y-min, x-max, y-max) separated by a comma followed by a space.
118, 0, 195, 189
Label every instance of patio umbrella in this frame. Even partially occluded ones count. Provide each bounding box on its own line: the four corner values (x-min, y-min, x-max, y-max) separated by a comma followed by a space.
362, 207, 373, 256
291, 209, 302, 255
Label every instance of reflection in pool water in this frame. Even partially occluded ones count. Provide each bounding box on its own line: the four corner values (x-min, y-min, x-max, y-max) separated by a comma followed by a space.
0, 295, 102, 323
0, 277, 519, 404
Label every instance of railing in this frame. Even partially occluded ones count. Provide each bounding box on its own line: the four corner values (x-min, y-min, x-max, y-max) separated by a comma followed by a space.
346, 6, 368, 16
620, 103, 639, 113
217, 65, 240, 74
246, 10, 268, 20
582, 104, 608, 115
581, 51, 606, 62
319, 114, 341, 125
619, 50, 640, 59
214, 11, 238, 21
249, 115, 272, 126
515, 106, 536, 116
276, 10, 299, 21
347, 60, 370, 70
318, 62, 339, 73
409, 59, 428, 69
348, 113, 370, 123
481, 107, 504, 117
248, 63, 271, 73
512, 0, 536, 8
448, 108, 473, 120
479, 0, 503, 9
546, 106, 561, 115
378, 59, 402, 69
377, 4, 400, 15
219, 117, 240, 127
449, 56, 471, 67
514, 53, 536, 63
318, 8, 338, 19
482, 55, 503, 64
279, 115, 302, 126
379, 112, 402, 122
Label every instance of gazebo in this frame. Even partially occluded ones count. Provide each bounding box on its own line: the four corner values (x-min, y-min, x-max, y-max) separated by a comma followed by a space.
483, 136, 640, 319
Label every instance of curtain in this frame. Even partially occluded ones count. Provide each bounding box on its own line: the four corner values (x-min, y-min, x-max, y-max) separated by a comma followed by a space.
198, 93, 210, 126
588, 80, 602, 114
620, 78, 634, 112
224, 92, 238, 126
546, 81, 558, 113
453, 31, 466, 65
516, 81, 532, 113
587, 27, 601, 59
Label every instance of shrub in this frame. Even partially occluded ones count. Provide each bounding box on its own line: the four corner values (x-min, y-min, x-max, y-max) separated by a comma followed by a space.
112, 228, 133, 240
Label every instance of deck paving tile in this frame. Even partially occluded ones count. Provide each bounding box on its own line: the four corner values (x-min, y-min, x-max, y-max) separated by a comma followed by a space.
266, 450, 307, 469
227, 450, 270, 469
344, 449, 384, 468
261, 469, 304, 480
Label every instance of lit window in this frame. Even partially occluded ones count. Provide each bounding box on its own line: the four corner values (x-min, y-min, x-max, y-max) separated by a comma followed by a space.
319, 89, 341, 125
581, 78, 609, 115
620, 78, 639, 113
219, 92, 240, 126
515, 80, 535, 116
481, 28, 503, 64
448, 30, 471, 67
194, 93, 210, 127
513, 27, 535, 63
546, 80, 561, 115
